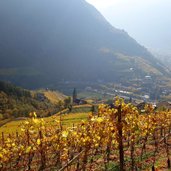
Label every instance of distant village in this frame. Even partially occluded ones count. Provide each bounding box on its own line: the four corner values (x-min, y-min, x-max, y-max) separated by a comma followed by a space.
44, 74, 171, 112
72, 85, 171, 112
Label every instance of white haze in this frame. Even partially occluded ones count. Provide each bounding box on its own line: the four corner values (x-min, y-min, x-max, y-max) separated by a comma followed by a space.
86, 0, 171, 54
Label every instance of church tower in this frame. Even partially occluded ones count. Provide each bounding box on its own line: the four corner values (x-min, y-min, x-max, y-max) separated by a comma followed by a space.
73, 88, 77, 103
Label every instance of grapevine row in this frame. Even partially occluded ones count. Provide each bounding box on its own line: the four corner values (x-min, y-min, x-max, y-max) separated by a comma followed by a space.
0, 98, 171, 170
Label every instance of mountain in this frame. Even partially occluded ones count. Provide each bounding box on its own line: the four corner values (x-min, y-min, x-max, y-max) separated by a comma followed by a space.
0, 0, 169, 89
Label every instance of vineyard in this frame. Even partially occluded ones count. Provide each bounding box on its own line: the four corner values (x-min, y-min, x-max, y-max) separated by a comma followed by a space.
0, 98, 171, 171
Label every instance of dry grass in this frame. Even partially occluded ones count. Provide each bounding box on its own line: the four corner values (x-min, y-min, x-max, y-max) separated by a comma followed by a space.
43, 90, 67, 104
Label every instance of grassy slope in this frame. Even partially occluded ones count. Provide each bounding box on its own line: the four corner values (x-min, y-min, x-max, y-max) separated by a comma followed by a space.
44, 91, 66, 103
0, 81, 69, 119
41, 90, 67, 104
32, 89, 67, 104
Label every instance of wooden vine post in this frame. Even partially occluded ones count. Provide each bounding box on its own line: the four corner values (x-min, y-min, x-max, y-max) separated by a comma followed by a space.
117, 105, 125, 171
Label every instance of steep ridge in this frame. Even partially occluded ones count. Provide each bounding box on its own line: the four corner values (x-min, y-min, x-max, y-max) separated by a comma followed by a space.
0, 0, 169, 88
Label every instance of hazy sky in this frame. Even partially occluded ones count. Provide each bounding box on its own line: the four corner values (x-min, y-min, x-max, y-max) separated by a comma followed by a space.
86, 0, 171, 53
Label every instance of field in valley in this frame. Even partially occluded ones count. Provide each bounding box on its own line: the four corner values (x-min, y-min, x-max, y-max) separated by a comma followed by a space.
0, 112, 89, 136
